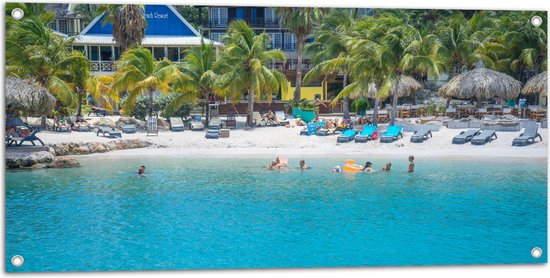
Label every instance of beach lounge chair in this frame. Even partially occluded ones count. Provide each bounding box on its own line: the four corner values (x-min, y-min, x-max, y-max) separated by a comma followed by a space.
205, 128, 220, 139
512, 122, 542, 146
190, 116, 205, 131
75, 125, 91, 132
337, 129, 358, 143
122, 124, 137, 133
170, 117, 185, 132
380, 126, 403, 143
471, 130, 497, 145
452, 129, 480, 144
6, 126, 44, 146
354, 126, 377, 143
317, 127, 337, 136
410, 126, 433, 143
96, 126, 122, 138
225, 113, 236, 129
275, 111, 290, 126
209, 117, 223, 129
253, 112, 264, 127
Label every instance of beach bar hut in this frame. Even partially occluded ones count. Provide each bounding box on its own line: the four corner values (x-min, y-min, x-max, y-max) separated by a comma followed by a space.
438, 61, 521, 107
5, 77, 56, 116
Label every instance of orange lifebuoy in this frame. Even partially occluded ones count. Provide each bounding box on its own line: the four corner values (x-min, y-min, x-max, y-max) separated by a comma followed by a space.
343, 159, 363, 172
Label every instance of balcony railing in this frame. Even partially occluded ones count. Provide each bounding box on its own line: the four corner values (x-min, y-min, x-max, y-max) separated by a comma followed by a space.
206, 17, 281, 28
91, 61, 117, 72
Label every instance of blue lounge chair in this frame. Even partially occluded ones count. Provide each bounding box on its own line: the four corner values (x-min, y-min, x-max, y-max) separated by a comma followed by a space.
452, 129, 480, 144
471, 130, 497, 145
6, 126, 44, 146
410, 126, 432, 143
380, 126, 403, 143
337, 129, 358, 143
354, 126, 377, 143
512, 122, 542, 146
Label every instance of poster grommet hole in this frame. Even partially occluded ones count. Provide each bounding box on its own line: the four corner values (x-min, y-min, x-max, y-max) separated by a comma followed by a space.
11, 255, 24, 267
531, 16, 542, 27
11, 8, 24, 20
531, 247, 542, 258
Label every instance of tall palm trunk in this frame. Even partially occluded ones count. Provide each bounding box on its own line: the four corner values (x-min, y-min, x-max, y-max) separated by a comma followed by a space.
247, 90, 254, 128
77, 89, 84, 116
373, 98, 379, 126
148, 88, 154, 118
342, 73, 350, 119
294, 35, 304, 101
390, 74, 401, 126
205, 92, 210, 128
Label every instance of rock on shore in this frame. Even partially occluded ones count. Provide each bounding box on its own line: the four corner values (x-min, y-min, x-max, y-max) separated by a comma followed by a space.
6, 151, 54, 168
49, 138, 153, 156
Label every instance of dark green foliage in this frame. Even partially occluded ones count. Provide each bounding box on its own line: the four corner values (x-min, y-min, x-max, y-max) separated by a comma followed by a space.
127, 93, 193, 120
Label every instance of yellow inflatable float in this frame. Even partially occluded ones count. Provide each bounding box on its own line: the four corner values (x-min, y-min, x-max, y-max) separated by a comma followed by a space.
342, 159, 363, 173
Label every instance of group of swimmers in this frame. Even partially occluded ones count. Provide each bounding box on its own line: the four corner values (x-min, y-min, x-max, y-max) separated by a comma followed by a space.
267, 155, 415, 173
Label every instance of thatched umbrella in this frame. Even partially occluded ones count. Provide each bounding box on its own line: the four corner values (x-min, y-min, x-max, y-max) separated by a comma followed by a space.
5, 77, 56, 115
438, 61, 521, 105
522, 72, 547, 97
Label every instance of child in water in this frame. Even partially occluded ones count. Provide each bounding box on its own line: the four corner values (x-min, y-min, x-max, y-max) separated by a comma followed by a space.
299, 160, 311, 170
363, 161, 376, 173
138, 165, 146, 177
408, 156, 415, 172
381, 162, 392, 171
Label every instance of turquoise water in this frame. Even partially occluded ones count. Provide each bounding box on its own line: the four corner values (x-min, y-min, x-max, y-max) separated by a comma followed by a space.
5, 156, 548, 272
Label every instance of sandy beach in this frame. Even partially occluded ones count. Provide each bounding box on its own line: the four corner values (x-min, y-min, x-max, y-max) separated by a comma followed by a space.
35, 116, 549, 161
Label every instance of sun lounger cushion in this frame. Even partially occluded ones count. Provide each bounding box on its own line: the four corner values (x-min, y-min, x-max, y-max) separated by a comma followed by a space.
205, 129, 219, 139
355, 126, 377, 143
337, 129, 358, 143
190, 121, 205, 131
170, 117, 185, 132
97, 126, 122, 138
380, 126, 403, 143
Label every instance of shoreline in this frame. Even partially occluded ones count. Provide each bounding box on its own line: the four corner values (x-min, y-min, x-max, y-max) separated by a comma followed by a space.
77, 146, 548, 162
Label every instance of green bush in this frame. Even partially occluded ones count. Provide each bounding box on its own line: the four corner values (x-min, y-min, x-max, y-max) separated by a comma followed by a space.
125, 93, 194, 120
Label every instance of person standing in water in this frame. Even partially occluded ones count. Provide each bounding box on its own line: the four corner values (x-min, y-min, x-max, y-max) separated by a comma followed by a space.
138, 166, 146, 177
381, 162, 392, 171
408, 156, 415, 173
363, 161, 376, 173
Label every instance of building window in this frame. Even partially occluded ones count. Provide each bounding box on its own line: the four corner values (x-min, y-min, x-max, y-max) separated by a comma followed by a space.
100, 46, 113, 61
265, 8, 278, 27
284, 33, 296, 51
89, 46, 99, 61
153, 47, 165, 60
211, 32, 227, 43
210, 8, 228, 27
266, 33, 282, 49
57, 19, 68, 34
167, 47, 179, 62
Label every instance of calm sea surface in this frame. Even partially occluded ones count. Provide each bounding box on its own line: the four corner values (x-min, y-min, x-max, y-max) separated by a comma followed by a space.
5, 156, 547, 271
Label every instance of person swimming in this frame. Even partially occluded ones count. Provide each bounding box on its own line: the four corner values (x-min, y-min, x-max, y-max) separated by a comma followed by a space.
381, 162, 392, 171
138, 165, 146, 177
363, 161, 376, 173
268, 157, 288, 170
332, 165, 342, 173
299, 160, 311, 170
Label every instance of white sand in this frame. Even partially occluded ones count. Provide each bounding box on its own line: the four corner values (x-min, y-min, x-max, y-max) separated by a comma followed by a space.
37, 116, 548, 161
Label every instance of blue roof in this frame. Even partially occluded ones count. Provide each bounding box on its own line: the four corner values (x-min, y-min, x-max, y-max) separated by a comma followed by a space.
82, 5, 200, 37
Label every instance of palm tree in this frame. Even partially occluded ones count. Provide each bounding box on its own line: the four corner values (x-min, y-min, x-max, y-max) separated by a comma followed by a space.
6, 15, 88, 125
86, 75, 120, 112
171, 41, 220, 127
72, 4, 101, 25
111, 47, 181, 118
58, 51, 91, 116
276, 7, 327, 101
303, 9, 359, 119
216, 20, 288, 128
97, 4, 146, 51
